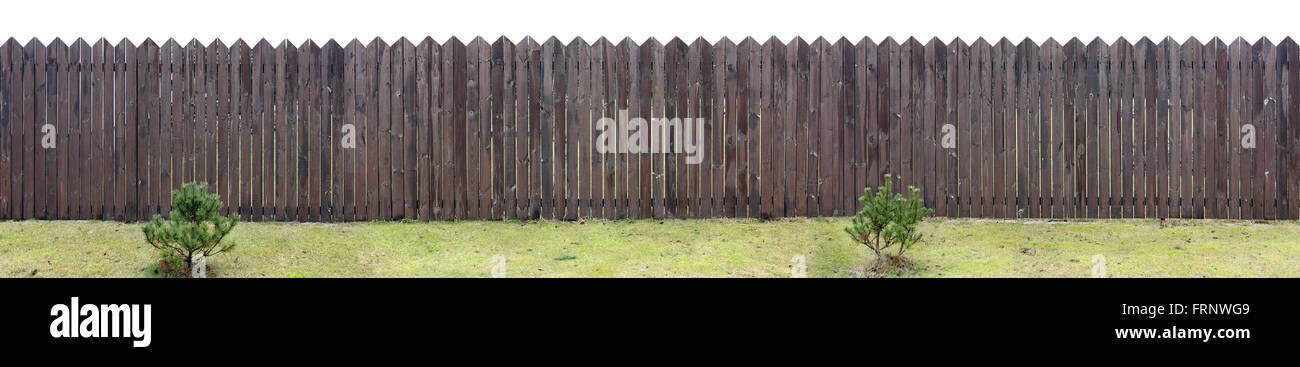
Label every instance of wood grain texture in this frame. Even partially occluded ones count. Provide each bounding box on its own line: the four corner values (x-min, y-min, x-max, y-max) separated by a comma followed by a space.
0, 38, 1292, 221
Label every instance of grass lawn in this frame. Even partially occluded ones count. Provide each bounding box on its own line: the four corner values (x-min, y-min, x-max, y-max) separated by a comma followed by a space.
1, 218, 1298, 278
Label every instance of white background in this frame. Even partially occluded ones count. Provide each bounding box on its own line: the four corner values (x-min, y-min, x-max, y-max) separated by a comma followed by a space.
1, 0, 1297, 44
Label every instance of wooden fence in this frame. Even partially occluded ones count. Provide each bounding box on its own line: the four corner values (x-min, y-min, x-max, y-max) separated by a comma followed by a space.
0, 37, 1298, 221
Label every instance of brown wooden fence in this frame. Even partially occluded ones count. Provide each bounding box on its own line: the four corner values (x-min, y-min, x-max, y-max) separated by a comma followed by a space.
0, 37, 1297, 221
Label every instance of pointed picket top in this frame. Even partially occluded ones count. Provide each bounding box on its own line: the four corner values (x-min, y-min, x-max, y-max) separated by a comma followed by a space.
392, 37, 412, 49
1088, 37, 1107, 49
49, 37, 67, 50
260, 39, 280, 59
1158, 36, 1176, 47
2, 37, 20, 59
1178, 37, 1199, 60
1252, 37, 1271, 62
617, 36, 635, 49
1254, 36, 1274, 48
362, 36, 382, 49
24, 37, 43, 49
1112, 36, 1131, 49
714, 36, 733, 48
351, 38, 371, 49
185, 39, 203, 60
1088, 38, 1108, 59
994, 37, 1013, 54
323, 39, 343, 53
275, 39, 295, 50
900, 36, 918, 49
1063, 37, 1082, 59
88, 38, 105, 58
135, 38, 156, 51
761, 36, 780, 48
971, 37, 990, 51
1013, 38, 1033, 59
161, 38, 180, 50
1041, 37, 1061, 49
1066, 37, 1084, 49
666, 36, 685, 48
540, 36, 560, 48
415, 36, 433, 50
229, 39, 249, 56
467, 36, 487, 48
207, 38, 227, 49
592, 36, 612, 48
563, 36, 584, 56
858, 36, 875, 49
643, 36, 662, 48
734, 36, 754, 49
487, 36, 504, 49
1281, 37, 1297, 49
69, 37, 89, 51
1227, 37, 1248, 54
830, 36, 849, 49
933, 37, 953, 48
879, 36, 898, 48
938, 37, 959, 50
1208, 37, 1226, 49
290, 38, 309, 52
812, 36, 830, 49
1134, 36, 1155, 48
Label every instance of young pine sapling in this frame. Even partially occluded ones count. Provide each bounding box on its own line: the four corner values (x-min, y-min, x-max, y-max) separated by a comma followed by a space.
844, 174, 932, 272
142, 182, 239, 277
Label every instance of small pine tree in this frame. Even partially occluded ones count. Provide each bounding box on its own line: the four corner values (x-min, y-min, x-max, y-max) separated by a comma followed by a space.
844, 174, 932, 272
142, 182, 239, 277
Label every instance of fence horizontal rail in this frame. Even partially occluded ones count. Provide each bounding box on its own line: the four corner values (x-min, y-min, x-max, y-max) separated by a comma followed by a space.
0, 37, 1297, 221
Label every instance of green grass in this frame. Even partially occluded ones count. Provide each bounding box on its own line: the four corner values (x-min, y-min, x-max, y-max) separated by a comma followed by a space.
1, 218, 1298, 278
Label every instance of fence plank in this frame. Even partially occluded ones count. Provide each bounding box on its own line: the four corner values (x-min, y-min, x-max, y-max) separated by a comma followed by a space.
975, 39, 992, 217
684, 39, 699, 219
1, 41, 15, 220
1046, 40, 1062, 218
770, 38, 787, 217
399, 39, 416, 221
94, 40, 110, 219
1253, 40, 1271, 219
540, 38, 557, 219
498, 38, 515, 220
1087, 39, 1104, 218
0, 41, 10, 220
1263, 40, 1279, 219
1171, 39, 1187, 218
516, 38, 532, 219
445, 38, 465, 219
52, 40, 68, 219
1064, 39, 1080, 218
390, 39, 408, 220
1157, 38, 1172, 219
580, 39, 594, 219
1284, 39, 1294, 219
